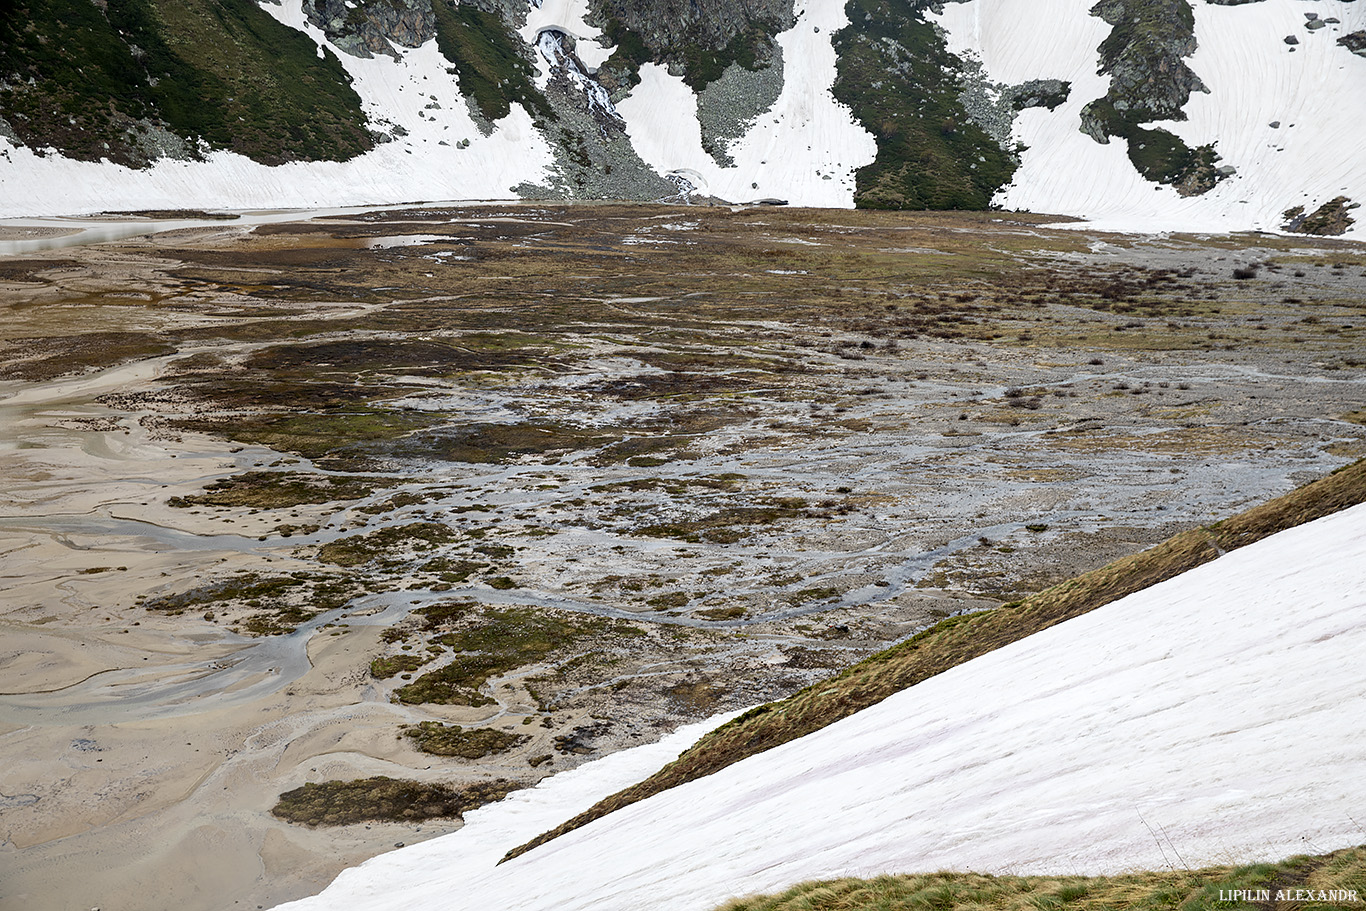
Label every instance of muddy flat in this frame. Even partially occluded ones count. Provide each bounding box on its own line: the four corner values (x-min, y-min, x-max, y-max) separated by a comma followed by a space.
0, 204, 1362, 911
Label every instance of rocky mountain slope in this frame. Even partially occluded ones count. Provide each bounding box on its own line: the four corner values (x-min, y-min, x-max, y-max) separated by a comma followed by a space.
1, 0, 1364, 232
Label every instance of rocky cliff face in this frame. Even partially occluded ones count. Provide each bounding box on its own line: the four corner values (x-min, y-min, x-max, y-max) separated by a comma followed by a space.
592, 0, 793, 88
1079, 0, 1227, 195
304, 0, 437, 58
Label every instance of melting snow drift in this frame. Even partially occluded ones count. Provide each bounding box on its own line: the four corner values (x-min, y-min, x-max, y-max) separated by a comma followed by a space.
275, 501, 1366, 911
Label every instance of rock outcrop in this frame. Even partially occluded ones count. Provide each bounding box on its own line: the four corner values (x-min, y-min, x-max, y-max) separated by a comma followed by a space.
1283, 197, 1358, 235
304, 0, 436, 59
1338, 30, 1366, 57
1078, 0, 1228, 195
1080, 0, 1206, 141
591, 0, 794, 89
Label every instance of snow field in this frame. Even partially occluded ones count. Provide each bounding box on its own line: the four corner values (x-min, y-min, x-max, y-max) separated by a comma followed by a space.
935, 0, 1366, 236
616, 0, 877, 206
1171, 0, 1366, 232
275, 502, 1366, 911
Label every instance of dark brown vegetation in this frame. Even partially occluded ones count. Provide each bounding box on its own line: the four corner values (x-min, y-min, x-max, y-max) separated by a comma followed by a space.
271, 776, 520, 826
402, 722, 529, 759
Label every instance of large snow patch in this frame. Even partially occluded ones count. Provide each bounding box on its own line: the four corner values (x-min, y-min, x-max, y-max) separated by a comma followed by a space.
935, 0, 1366, 236
276, 500, 1366, 911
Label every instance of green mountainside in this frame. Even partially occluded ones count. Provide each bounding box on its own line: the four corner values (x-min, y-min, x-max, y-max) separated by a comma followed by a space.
0, 0, 373, 166
0, 0, 1219, 207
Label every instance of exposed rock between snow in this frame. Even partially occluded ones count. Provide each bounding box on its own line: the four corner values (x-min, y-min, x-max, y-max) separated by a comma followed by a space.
1282, 196, 1359, 235
695, 54, 786, 168
304, 0, 436, 59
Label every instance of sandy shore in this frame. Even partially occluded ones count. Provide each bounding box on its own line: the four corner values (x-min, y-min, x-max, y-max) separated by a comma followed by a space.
0, 359, 457, 910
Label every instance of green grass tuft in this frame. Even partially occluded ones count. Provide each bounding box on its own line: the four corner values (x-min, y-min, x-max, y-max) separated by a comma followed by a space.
712, 846, 1366, 911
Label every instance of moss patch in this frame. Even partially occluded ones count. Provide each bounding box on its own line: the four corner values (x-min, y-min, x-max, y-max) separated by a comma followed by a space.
401, 722, 529, 759
393, 606, 634, 706
633, 498, 812, 544
169, 471, 394, 510
177, 408, 443, 470
271, 776, 520, 826
143, 571, 360, 635
398, 422, 618, 464
370, 654, 431, 679
317, 522, 458, 567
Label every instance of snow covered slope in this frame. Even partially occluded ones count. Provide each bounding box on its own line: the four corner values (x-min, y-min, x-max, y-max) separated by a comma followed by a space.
935, 0, 1366, 235
614, 0, 875, 208
0, 0, 872, 214
0, 4, 553, 216
275, 500, 1366, 911
2, 0, 1365, 230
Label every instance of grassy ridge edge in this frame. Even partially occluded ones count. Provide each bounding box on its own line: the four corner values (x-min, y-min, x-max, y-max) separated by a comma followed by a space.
714, 845, 1366, 911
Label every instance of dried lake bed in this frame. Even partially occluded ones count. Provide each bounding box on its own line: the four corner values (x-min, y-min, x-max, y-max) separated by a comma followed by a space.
0, 204, 1363, 911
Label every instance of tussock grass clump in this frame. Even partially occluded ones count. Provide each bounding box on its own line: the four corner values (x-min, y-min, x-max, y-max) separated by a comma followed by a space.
271, 776, 520, 827
401, 722, 528, 759
317, 522, 458, 567
393, 607, 641, 706
168, 471, 392, 510
712, 846, 1366, 911
505, 459, 1366, 861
